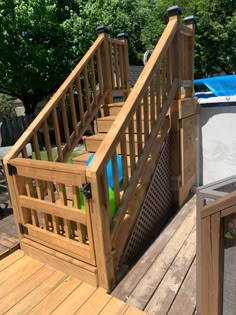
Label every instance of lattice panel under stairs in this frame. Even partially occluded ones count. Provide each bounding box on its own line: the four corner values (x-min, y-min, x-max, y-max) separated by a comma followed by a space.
121, 133, 172, 266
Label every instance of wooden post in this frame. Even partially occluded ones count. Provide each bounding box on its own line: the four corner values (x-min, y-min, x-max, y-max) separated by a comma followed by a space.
167, 5, 182, 207
86, 169, 115, 291
117, 33, 131, 101
183, 16, 196, 98
96, 26, 113, 114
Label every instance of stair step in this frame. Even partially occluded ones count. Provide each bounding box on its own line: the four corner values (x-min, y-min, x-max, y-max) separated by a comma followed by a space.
85, 133, 145, 155
106, 102, 124, 116
72, 152, 91, 165
97, 116, 151, 133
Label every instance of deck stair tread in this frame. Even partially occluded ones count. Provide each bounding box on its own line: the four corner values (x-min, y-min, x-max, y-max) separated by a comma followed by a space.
0, 250, 147, 314
111, 195, 196, 315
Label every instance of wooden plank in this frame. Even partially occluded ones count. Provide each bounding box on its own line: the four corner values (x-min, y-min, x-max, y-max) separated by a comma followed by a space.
201, 216, 211, 315
24, 224, 91, 260
43, 120, 53, 161
21, 239, 98, 286
0, 264, 55, 314
69, 86, 79, 138
120, 137, 129, 190
74, 287, 111, 314
90, 57, 98, 107
19, 196, 86, 224
60, 96, 71, 149
52, 108, 63, 161
128, 119, 136, 175
124, 306, 148, 315
7, 270, 67, 315
0, 250, 24, 272
0, 255, 36, 285
145, 226, 196, 315
143, 92, 149, 141
124, 201, 196, 309
150, 79, 155, 128
28, 275, 82, 315
99, 297, 129, 315
83, 67, 92, 116
11, 165, 86, 188
112, 152, 121, 208
168, 259, 196, 315
51, 282, 96, 314
96, 48, 104, 96
76, 77, 85, 126
0, 259, 44, 300
180, 115, 197, 185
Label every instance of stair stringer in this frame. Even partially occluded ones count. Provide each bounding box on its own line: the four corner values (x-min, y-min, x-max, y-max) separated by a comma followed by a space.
121, 132, 172, 266
112, 122, 171, 270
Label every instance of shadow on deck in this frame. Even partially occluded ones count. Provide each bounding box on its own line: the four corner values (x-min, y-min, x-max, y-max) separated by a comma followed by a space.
112, 195, 196, 315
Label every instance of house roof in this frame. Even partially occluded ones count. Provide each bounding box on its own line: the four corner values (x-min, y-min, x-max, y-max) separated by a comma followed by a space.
129, 65, 144, 87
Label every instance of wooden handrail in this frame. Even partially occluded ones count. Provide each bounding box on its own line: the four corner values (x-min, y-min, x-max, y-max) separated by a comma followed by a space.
4, 34, 106, 162
87, 18, 178, 175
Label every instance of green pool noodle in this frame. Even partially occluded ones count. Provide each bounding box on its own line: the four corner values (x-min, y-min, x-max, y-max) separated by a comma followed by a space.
76, 188, 116, 218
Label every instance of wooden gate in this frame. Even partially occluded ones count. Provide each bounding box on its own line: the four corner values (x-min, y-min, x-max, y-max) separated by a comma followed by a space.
8, 158, 96, 267
200, 191, 236, 315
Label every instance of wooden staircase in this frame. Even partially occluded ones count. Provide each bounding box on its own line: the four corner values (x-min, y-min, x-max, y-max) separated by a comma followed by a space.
4, 6, 197, 292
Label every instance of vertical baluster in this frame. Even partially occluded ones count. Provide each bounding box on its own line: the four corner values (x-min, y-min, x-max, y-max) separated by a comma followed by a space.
83, 67, 91, 116
72, 186, 87, 243
119, 45, 125, 88
60, 96, 71, 150
58, 183, 72, 238
69, 86, 79, 138
156, 67, 161, 114
32, 133, 41, 160
21, 146, 28, 158
167, 47, 171, 91
52, 108, 63, 162
90, 58, 97, 108
25, 178, 39, 227
136, 105, 143, 157
109, 42, 115, 89
128, 119, 136, 175
101, 168, 111, 224
111, 152, 120, 210
35, 178, 49, 230
150, 79, 155, 128
114, 44, 120, 89
120, 138, 129, 190
143, 92, 149, 142
161, 57, 167, 105
47, 182, 60, 234
76, 77, 85, 127
96, 48, 104, 95
43, 120, 53, 161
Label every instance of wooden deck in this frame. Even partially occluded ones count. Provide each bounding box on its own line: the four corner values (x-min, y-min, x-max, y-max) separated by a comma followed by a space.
0, 250, 146, 315
0, 185, 19, 260
112, 195, 196, 315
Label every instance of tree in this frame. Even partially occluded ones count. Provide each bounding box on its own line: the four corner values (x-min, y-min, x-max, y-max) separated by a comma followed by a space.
141, 0, 236, 78
0, 0, 151, 114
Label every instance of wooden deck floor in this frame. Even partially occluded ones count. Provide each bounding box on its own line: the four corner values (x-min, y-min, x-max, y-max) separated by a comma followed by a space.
0, 250, 146, 315
112, 195, 196, 315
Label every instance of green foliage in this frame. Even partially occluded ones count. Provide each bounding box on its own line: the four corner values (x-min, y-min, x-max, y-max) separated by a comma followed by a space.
0, 94, 16, 119
141, 0, 236, 78
0, 0, 151, 114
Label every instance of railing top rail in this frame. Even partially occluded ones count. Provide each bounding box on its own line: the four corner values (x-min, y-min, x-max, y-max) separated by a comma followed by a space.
9, 157, 86, 175
201, 190, 236, 219
4, 34, 105, 162
87, 18, 179, 175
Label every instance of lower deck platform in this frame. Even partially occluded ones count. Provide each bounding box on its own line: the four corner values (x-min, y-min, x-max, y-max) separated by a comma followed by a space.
112, 195, 196, 315
0, 196, 196, 314
0, 250, 146, 314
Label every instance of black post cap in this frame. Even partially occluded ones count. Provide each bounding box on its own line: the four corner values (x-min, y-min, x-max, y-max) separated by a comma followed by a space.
117, 33, 129, 40
167, 5, 182, 17
183, 16, 196, 25
96, 26, 109, 34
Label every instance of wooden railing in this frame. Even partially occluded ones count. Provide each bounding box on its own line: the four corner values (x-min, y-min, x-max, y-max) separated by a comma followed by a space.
4, 28, 129, 164
86, 8, 195, 289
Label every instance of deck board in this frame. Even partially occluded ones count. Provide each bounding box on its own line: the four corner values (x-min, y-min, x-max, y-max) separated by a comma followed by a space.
0, 250, 147, 315
112, 195, 196, 315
